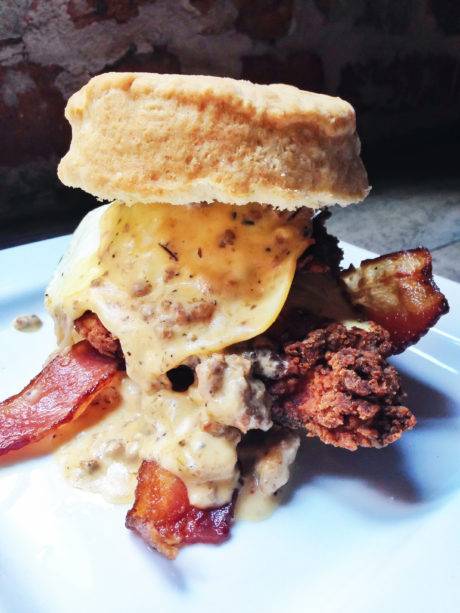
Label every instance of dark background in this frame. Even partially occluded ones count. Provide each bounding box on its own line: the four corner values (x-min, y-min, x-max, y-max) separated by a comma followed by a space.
1, 0, 459, 277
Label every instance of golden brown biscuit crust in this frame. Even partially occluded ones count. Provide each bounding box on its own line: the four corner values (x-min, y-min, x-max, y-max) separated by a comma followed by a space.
58, 72, 369, 209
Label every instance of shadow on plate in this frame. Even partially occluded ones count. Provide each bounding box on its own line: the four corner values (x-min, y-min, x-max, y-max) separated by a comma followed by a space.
400, 371, 454, 422
282, 369, 458, 515
127, 533, 189, 590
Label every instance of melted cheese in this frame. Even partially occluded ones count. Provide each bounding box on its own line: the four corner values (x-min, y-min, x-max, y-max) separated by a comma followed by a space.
235, 482, 279, 521
56, 377, 240, 507
46, 202, 312, 391
50, 200, 311, 510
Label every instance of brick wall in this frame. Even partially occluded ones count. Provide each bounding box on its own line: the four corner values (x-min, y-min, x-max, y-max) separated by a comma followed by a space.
1, 0, 459, 245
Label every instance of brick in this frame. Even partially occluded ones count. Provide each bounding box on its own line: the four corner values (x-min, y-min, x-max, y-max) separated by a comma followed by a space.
0, 63, 69, 166
234, 0, 293, 40
67, 0, 155, 28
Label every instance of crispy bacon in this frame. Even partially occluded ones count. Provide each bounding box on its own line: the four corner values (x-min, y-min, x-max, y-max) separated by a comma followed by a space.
0, 341, 120, 455
341, 248, 449, 352
126, 461, 234, 559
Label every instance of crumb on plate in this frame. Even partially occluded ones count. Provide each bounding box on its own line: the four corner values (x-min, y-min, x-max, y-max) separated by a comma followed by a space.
13, 314, 43, 332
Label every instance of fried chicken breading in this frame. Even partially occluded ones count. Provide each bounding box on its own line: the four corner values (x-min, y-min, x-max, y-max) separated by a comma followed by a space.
270, 323, 416, 451
74, 311, 122, 358
297, 210, 343, 276
265, 212, 355, 346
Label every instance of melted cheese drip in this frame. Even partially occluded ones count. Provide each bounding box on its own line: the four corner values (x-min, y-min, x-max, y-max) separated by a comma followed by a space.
46, 202, 312, 391
235, 482, 279, 521
56, 377, 239, 507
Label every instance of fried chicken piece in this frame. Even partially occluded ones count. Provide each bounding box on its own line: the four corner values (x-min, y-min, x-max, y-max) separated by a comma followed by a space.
74, 311, 121, 358
297, 209, 343, 276
264, 212, 355, 347
270, 323, 416, 451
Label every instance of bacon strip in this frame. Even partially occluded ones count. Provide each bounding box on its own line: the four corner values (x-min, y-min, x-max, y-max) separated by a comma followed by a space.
126, 461, 234, 559
341, 248, 449, 352
0, 341, 120, 455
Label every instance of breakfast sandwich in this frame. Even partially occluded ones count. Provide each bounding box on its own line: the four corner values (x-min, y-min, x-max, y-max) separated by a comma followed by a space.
0, 73, 448, 559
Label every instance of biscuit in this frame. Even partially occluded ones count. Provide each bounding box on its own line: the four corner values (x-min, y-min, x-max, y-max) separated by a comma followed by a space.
58, 72, 369, 209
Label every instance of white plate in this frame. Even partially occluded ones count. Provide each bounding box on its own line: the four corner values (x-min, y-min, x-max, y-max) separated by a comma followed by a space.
1, 237, 459, 613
